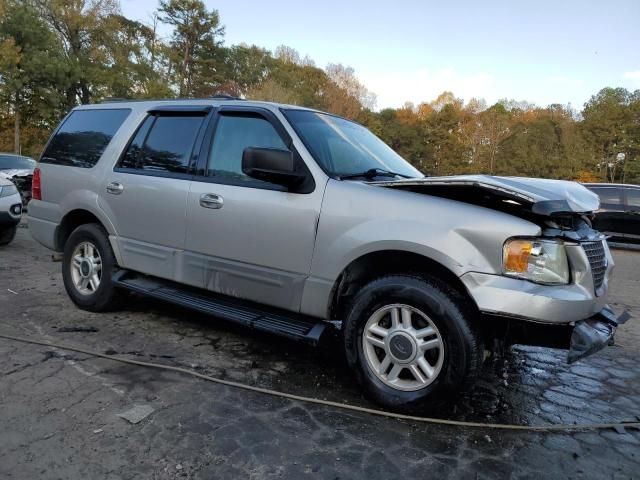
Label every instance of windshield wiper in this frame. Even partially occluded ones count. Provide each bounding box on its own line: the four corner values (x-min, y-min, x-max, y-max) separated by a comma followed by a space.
339, 168, 413, 180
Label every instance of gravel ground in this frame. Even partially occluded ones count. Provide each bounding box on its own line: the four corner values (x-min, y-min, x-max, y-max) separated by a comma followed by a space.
0, 224, 639, 479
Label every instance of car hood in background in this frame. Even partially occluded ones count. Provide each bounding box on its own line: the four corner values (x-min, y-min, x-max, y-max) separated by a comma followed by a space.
370, 175, 600, 216
0, 169, 33, 179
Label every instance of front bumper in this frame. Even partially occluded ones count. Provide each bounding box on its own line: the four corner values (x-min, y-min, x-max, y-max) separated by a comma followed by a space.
0, 193, 22, 227
568, 305, 630, 363
483, 305, 630, 363
461, 242, 614, 324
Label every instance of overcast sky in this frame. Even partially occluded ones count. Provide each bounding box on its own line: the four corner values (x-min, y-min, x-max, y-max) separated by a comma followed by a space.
120, 0, 640, 110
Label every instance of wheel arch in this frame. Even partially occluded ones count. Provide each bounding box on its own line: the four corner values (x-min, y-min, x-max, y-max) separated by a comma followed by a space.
328, 250, 479, 321
55, 209, 110, 252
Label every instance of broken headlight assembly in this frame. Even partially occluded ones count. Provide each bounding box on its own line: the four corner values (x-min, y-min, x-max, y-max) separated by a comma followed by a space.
503, 238, 570, 285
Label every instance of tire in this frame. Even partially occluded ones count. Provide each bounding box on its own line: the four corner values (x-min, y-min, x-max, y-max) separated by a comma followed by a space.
0, 225, 17, 246
62, 223, 123, 312
343, 275, 483, 412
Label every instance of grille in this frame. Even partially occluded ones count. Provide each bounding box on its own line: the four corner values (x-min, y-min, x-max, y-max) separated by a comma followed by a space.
582, 241, 607, 291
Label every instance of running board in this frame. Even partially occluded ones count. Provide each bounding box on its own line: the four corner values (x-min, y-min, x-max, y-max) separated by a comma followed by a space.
112, 270, 328, 345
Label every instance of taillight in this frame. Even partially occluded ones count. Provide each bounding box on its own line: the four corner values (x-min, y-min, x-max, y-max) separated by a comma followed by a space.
32, 167, 41, 200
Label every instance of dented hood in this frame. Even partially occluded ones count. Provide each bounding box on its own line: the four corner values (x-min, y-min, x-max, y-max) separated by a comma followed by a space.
372, 175, 600, 216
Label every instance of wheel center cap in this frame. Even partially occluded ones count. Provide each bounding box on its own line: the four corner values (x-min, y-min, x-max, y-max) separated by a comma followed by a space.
80, 259, 92, 278
388, 332, 416, 363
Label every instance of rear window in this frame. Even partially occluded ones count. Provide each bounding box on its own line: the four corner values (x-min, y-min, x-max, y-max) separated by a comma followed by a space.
40, 109, 130, 168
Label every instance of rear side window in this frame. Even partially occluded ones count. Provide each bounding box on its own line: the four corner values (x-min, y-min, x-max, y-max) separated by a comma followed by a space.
41, 109, 130, 168
119, 115, 204, 174
590, 187, 623, 207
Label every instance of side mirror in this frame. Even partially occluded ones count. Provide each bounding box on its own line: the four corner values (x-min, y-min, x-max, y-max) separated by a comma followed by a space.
242, 147, 306, 188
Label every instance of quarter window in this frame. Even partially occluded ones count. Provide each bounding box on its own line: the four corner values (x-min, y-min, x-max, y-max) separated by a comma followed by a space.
41, 109, 130, 168
206, 114, 287, 182
120, 115, 204, 174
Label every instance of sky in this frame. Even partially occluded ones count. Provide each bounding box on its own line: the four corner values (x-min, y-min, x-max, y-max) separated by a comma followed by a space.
120, 0, 640, 111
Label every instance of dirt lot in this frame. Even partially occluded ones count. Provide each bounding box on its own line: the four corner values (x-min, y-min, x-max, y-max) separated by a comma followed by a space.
1, 224, 639, 479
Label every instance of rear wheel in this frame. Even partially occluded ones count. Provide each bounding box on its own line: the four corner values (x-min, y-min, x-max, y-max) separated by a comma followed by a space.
62, 223, 123, 312
0, 225, 17, 246
343, 275, 483, 412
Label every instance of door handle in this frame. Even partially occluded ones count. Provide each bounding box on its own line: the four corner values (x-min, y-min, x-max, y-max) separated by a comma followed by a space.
106, 181, 124, 195
200, 193, 224, 209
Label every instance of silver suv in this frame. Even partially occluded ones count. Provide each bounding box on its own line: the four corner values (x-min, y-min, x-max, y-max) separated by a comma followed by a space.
28, 98, 629, 411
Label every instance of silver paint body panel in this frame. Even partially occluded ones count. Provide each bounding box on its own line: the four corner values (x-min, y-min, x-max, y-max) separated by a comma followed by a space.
28, 99, 613, 326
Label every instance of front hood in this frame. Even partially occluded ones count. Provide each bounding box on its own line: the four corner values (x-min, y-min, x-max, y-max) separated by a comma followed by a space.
0, 169, 33, 179
370, 175, 599, 216
0, 176, 14, 187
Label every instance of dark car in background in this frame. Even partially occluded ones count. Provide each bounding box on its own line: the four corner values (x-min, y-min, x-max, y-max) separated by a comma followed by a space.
0, 153, 37, 206
584, 183, 640, 245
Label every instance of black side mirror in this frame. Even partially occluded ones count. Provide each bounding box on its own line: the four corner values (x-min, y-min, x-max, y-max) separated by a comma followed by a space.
242, 147, 306, 188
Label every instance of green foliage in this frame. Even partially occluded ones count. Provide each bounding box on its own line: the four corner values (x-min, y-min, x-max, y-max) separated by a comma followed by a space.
0, 0, 638, 184
158, 0, 225, 96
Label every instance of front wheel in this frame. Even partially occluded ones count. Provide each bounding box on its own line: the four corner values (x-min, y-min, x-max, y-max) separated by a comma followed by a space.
343, 275, 483, 412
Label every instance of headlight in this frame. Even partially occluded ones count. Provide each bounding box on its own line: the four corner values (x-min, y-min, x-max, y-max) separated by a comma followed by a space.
503, 238, 570, 285
0, 184, 18, 198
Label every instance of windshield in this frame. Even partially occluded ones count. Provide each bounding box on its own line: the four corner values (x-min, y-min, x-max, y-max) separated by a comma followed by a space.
284, 110, 422, 179
0, 155, 36, 171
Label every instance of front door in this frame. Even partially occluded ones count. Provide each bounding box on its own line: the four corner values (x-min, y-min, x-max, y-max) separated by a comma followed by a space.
183, 108, 325, 311
99, 107, 209, 280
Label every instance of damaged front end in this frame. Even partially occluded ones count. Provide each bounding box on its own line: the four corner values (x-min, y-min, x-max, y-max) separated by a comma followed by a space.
569, 306, 630, 363
372, 175, 632, 363
485, 305, 629, 363
0, 170, 33, 206
369, 174, 600, 220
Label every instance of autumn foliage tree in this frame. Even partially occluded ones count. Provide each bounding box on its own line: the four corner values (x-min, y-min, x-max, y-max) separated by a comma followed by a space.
0, 0, 638, 184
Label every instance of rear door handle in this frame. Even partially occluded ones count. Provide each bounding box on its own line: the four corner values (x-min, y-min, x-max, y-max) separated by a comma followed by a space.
106, 181, 124, 195
200, 193, 224, 209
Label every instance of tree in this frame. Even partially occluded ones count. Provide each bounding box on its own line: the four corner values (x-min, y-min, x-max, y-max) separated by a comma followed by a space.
582, 88, 636, 182
477, 104, 511, 173
220, 44, 272, 95
0, 0, 66, 153
158, 0, 225, 96
430, 91, 463, 112
325, 63, 376, 111
274, 45, 301, 65
35, 0, 121, 107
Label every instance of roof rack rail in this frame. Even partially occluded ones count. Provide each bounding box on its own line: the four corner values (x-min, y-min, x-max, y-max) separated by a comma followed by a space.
99, 95, 245, 104
210, 94, 244, 100
100, 97, 132, 103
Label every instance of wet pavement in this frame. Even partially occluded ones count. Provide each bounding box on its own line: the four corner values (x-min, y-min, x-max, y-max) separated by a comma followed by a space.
1, 225, 639, 479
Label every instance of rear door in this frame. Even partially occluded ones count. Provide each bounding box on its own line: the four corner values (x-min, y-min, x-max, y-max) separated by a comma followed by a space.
98, 106, 210, 280
183, 107, 324, 311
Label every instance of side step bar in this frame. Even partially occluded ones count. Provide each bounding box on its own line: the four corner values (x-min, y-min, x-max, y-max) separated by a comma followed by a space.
112, 270, 329, 345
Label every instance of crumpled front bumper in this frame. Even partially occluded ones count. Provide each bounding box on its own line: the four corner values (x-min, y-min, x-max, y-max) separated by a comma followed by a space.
484, 304, 631, 363
568, 305, 630, 363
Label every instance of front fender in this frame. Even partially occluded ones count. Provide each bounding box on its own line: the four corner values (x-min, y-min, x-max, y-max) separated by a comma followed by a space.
310, 180, 541, 282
